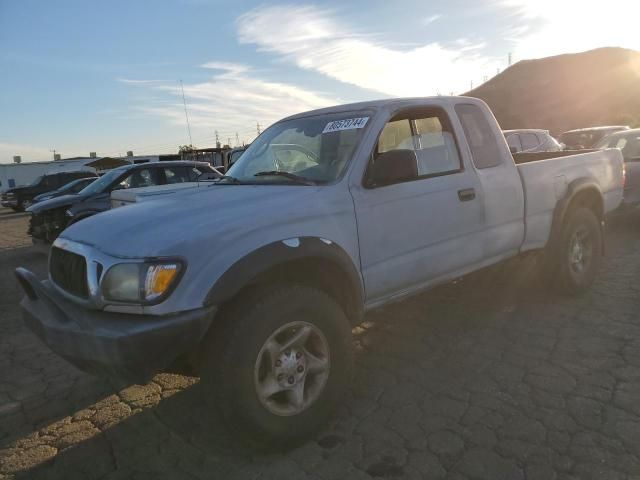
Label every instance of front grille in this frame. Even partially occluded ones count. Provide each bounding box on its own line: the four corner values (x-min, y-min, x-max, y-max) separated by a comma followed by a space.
50, 247, 89, 299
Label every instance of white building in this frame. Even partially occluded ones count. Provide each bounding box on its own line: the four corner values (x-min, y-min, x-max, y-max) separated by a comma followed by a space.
0, 156, 129, 193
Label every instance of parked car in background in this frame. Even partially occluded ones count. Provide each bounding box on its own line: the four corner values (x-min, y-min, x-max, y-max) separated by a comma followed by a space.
27, 161, 216, 243
32, 177, 97, 204
17, 96, 623, 448
110, 178, 219, 208
504, 129, 563, 153
559, 126, 630, 150
1, 170, 98, 211
596, 128, 640, 208
228, 145, 249, 168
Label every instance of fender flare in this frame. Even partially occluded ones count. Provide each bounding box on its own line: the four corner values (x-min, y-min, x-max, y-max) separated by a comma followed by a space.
204, 236, 364, 321
548, 178, 604, 249
68, 210, 101, 225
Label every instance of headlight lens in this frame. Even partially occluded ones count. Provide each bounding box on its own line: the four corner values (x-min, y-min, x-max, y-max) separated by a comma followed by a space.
102, 263, 141, 302
102, 261, 183, 303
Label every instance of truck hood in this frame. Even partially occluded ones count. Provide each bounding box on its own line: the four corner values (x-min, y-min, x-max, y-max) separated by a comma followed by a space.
27, 194, 85, 214
3, 186, 30, 196
60, 184, 331, 257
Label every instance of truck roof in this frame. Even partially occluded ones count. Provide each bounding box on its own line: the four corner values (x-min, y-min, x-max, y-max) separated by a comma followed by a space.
281, 96, 487, 122
600, 127, 640, 137
503, 129, 550, 135
562, 126, 630, 134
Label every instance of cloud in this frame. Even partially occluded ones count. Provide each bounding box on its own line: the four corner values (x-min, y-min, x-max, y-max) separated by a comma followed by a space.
124, 62, 339, 146
500, 0, 640, 59
0, 142, 52, 163
236, 5, 498, 96
422, 14, 443, 26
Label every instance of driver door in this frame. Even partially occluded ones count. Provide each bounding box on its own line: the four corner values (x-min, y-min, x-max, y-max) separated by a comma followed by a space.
352, 107, 486, 303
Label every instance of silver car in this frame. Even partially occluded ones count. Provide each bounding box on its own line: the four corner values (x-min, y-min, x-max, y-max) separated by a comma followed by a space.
504, 129, 563, 153
596, 128, 640, 208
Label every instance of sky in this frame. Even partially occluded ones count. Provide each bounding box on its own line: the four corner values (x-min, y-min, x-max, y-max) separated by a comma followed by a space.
1, 0, 639, 162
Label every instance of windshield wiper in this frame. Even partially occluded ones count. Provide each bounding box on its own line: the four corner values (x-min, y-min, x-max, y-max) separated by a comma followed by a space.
253, 171, 317, 185
215, 174, 242, 184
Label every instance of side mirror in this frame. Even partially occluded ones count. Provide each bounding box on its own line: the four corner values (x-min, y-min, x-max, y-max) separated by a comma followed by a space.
509, 146, 519, 155
369, 149, 418, 186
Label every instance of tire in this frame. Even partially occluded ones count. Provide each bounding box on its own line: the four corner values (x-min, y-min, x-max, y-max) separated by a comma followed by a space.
18, 199, 33, 211
67, 212, 96, 227
552, 207, 603, 295
201, 285, 353, 449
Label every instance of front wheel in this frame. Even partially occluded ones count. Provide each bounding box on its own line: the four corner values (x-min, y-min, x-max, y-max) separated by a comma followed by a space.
201, 285, 353, 449
553, 207, 603, 295
18, 199, 33, 211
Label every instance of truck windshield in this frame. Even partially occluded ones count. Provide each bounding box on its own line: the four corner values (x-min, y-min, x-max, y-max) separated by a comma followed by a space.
77, 167, 126, 196
29, 176, 43, 186
225, 111, 372, 184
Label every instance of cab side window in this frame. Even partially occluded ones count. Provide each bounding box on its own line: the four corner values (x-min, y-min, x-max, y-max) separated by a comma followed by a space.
118, 168, 158, 189
506, 134, 522, 152
455, 104, 502, 169
372, 108, 462, 184
164, 166, 191, 184
520, 133, 540, 151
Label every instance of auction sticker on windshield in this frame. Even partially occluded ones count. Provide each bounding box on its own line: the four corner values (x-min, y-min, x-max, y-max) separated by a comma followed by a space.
322, 117, 369, 134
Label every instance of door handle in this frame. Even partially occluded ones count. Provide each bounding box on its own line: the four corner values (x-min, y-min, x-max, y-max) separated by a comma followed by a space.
458, 188, 476, 202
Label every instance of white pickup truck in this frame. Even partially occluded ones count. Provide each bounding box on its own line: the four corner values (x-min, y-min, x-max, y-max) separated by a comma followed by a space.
17, 97, 624, 448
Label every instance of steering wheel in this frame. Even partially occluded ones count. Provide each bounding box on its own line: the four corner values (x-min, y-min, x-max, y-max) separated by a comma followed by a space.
271, 144, 319, 171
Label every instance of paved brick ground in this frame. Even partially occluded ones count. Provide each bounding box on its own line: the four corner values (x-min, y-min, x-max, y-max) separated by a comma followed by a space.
0, 217, 31, 252
1, 212, 640, 479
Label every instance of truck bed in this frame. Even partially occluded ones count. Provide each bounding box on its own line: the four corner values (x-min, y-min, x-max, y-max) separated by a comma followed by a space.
516, 148, 624, 251
512, 149, 598, 164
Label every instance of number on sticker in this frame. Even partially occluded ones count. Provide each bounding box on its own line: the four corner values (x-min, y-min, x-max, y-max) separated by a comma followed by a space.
322, 117, 369, 134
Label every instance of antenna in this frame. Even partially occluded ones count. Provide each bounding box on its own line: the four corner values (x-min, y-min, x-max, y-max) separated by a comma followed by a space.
179, 80, 193, 147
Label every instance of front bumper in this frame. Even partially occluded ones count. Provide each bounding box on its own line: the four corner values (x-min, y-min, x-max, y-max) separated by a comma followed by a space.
16, 267, 216, 384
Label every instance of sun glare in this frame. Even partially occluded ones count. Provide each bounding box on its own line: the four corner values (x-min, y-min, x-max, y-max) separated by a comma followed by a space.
506, 0, 640, 59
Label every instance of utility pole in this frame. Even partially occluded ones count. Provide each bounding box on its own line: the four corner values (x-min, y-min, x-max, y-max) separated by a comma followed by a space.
227, 137, 231, 147
508, 52, 513, 67
235, 132, 240, 147
180, 80, 193, 147
179, 80, 193, 147
50, 149, 57, 160
470, 80, 474, 90
256, 122, 261, 136
483, 75, 488, 83
215, 130, 220, 148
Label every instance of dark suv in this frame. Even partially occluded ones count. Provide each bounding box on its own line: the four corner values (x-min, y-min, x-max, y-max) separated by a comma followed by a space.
27, 161, 216, 243
1, 170, 98, 211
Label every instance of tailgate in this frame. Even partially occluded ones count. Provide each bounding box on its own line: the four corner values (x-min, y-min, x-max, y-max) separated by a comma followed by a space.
516, 149, 624, 250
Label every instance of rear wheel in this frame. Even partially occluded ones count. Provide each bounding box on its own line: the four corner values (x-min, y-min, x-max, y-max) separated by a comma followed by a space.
553, 207, 602, 294
201, 285, 353, 449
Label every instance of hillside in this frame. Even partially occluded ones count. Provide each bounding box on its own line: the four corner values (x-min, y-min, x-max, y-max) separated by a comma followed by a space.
467, 47, 640, 134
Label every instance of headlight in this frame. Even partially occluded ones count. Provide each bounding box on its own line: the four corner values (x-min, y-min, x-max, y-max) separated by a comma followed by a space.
102, 261, 183, 303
